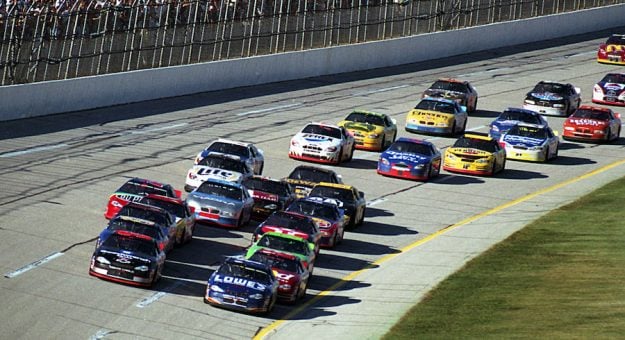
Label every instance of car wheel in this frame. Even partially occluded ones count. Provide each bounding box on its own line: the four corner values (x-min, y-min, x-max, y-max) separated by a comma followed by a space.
176, 229, 185, 247
544, 147, 550, 162
347, 145, 355, 162
258, 164, 264, 175
380, 133, 387, 150
472, 97, 478, 113
265, 295, 276, 314
500, 158, 506, 173
616, 126, 622, 141
450, 121, 457, 137
236, 215, 244, 228
338, 228, 345, 244
605, 128, 612, 143
357, 207, 365, 226
300, 281, 308, 300
331, 232, 338, 248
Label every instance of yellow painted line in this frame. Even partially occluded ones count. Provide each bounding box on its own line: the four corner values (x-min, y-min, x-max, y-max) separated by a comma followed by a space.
254, 158, 625, 340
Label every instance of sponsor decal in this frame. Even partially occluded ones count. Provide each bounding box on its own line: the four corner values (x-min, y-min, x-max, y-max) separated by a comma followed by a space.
386, 151, 426, 162
603, 83, 625, 91
301, 134, 332, 142
213, 274, 266, 291
503, 135, 543, 147
568, 118, 605, 126
343, 121, 375, 132
250, 190, 278, 202
530, 92, 563, 101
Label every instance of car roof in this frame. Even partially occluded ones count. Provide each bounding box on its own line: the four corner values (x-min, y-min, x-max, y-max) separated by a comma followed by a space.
305, 122, 342, 129
502, 107, 540, 115
435, 77, 469, 85
463, 132, 495, 141
211, 138, 253, 147
419, 97, 457, 105
348, 110, 385, 117
577, 105, 613, 113
261, 231, 308, 242
199, 178, 243, 189
314, 182, 353, 190
143, 193, 184, 205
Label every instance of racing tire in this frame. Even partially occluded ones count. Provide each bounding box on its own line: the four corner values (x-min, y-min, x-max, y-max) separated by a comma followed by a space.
450, 122, 457, 137
616, 127, 622, 142
347, 145, 355, 162
357, 207, 365, 226
543, 147, 550, 162
265, 295, 277, 315
236, 215, 244, 229
186, 224, 195, 244
331, 232, 339, 248
258, 164, 264, 176
300, 281, 308, 300
471, 98, 478, 113
380, 134, 387, 150
500, 159, 506, 173
175, 229, 185, 247
338, 228, 345, 244
488, 163, 496, 176
605, 128, 612, 143
553, 146, 559, 160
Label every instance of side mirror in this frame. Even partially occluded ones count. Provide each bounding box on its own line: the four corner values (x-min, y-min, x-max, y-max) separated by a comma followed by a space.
574, 87, 581, 95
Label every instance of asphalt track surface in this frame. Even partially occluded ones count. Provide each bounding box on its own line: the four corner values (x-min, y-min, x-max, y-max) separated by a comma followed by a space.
1, 28, 625, 340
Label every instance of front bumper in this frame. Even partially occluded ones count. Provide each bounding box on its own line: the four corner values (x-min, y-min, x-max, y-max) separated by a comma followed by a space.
523, 103, 567, 116
405, 123, 452, 135
288, 146, 341, 164
505, 148, 547, 162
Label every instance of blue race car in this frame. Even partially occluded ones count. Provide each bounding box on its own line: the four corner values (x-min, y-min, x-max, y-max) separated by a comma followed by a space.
204, 257, 278, 314
488, 107, 549, 140
186, 178, 254, 228
377, 137, 442, 181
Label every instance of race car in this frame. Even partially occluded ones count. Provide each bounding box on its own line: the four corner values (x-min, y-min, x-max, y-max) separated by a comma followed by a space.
288, 122, 355, 165
488, 108, 549, 141
284, 165, 342, 198
204, 257, 278, 314
592, 73, 625, 106
562, 105, 622, 143
96, 215, 172, 254
405, 97, 468, 136
500, 123, 559, 162
523, 81, 581, 116
252, 211, 321, 254
185, 152, 253, 192
377, 137, 442, 181
308, 182, 366, 229
247, 231, 317, 273
186, 178, 254, 228
286, 197, 346, 249
104, 177, 182, 220
421, 78, 479, 113
597, 34, 625, 65
337, 110, 397, 151
242, 176, 296, 220
89, 230, 166, 287
195, 139, 264, 175
112, 202, 178, 252
443, 132, 506, 176
137, 194, 195, 246
246, 248, 310, 304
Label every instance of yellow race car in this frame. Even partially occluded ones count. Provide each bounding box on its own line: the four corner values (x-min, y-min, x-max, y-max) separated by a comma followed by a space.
405, 98, 468, 136
443, 132, 506, 176
337, 110, 397, 151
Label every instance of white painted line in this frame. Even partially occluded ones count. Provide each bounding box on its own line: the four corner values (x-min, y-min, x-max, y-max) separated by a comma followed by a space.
352, 84, 410, 96
4, 252, 64, 278
130, 123, 188, 134
90, 329, 115, 340
237, 103, 302, 116
367, 198, 387, 207
0, 144, 68, 158
135, 279, 185, 308
136, 291, 167, 308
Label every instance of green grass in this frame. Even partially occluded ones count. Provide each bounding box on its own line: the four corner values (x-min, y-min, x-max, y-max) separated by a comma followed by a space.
383, 177, 625, 339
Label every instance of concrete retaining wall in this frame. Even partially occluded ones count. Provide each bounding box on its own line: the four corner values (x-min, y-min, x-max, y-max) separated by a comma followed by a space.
2, 4, 625, 121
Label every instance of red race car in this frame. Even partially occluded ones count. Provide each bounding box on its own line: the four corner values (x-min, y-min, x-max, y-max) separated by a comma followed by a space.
104, 178, 182, 219
246, 248, 310, 303
562, 105, 622, 143
597, 34, 625, 65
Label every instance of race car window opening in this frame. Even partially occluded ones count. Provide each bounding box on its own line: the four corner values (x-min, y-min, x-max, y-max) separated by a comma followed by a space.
453, 138, 499, 153
259, 235, 308, 255
243, 179, 289, 196
302, 124, 342, 139
119, 182, 170, 197
102, 235, 158, 257
218, 263, 272, 284
415, 100, 455, 114
196, 182, 243, 201
249, 252, 298, 273
430, 81, 468, 93
208, 142, 248, 158
388, 141, 434, 156
197, 156, 249, 174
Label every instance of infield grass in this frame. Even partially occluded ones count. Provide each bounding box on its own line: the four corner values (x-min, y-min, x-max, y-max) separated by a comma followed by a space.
383, 176, 625, 339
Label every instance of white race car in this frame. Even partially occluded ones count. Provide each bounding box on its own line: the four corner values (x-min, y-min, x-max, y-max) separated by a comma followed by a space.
195, 139, 264, 175
185, 153, 253, 192
289, 122, 356, 165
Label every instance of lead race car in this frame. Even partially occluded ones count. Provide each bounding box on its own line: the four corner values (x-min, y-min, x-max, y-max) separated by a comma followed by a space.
405, 97, 468, 136
289, 122, 355, 165
597, 34, 625, 65
337, 110, 397, 151
421, 78, 479, 113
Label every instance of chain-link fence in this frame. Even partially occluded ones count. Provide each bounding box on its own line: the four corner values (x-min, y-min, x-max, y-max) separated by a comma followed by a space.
0, 0, 621, 85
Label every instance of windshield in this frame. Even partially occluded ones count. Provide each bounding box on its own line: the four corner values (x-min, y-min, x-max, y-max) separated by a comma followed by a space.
387, 141, 433, 156
249, 252, 299, 273
309, 187, 353, 203
571, 109, 610, 120
288, 167, 335, 183
107, 219, 161, 239
102, 234, 157, 257
429, 80, 468, 93
301, 124, 342, 139
532, 83, 567, 94
345, 112, 385, 126
453, 137, 498, 153
258, 234, 309, 255
243, 178, 289, 196
118, 181, 171, 197
117, 206, 169, 226
287, 200, 338, 221
207, 142, 248, 158
217, 262, 271, 283
264, 212, 316, 234
197, 156, 248, 173
196, 181, 242, 200
138, 197, 185, 218
600, 73, 625, 84
415, 100, 455, 114
507, 125, 548, 139
498, 110, 542, 124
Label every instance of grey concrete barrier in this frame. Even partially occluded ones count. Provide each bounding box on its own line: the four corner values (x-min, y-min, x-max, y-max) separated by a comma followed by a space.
2, 4, 624, 121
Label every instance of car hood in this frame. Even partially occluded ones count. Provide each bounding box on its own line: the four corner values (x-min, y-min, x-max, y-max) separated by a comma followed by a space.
598, 82, 625, 92
527, 92, 564, 101
565, 117, 609, 128
381, 150, 431, 164
423, 89, 465, 100
341, 121, 381, 133
187, 192, 242, 209
502, 135, 546, 147
210, 272, 269, 292
294, 133, 340, 145
188, 165, 244, 183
